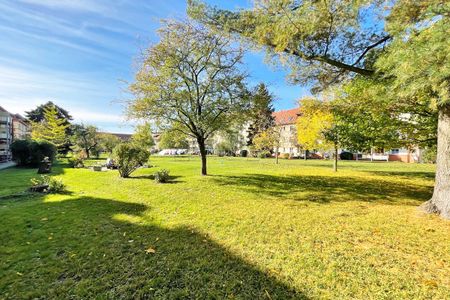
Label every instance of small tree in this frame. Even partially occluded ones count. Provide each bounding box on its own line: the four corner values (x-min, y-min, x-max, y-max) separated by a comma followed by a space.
297, 97, 338, 169
70, 124, 99, 158
253, 127, 282, 164
131, 123, 155, 149
113, 143, 150, 178
99, 133, 122, 154
129, 20, 249, 175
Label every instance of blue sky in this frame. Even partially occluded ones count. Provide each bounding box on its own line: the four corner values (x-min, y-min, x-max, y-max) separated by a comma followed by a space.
0, 0, 309, 133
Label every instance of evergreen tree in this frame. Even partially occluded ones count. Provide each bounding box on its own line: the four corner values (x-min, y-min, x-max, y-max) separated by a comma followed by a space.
247, 83, 275, 146
31, 106, 69, 148
26, 101, 72, 125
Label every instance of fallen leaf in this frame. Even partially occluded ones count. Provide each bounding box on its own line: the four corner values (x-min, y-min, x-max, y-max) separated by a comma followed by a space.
41, 218, 48, 221
145, 247, 156, 254
128, 240, 134, 243
16, 272, 23, 276
423, 280, 438, 287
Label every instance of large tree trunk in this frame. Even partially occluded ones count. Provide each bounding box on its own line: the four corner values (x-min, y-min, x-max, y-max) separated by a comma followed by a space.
422, 105, 450, 219
197, 137, 207, 176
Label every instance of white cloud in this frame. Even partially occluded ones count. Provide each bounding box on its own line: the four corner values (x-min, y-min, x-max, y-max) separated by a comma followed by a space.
17, 0, 110, 15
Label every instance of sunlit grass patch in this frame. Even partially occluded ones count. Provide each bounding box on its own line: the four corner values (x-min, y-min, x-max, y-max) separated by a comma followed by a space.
0, 157, 449, 299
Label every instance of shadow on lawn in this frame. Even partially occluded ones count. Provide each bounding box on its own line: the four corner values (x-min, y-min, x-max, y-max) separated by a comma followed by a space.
128, 174, 184, 183
0, 196, 304, 299
211, 173, 432, 205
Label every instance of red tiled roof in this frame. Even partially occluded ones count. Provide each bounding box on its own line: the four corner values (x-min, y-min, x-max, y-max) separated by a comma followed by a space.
272, 108, 300, 125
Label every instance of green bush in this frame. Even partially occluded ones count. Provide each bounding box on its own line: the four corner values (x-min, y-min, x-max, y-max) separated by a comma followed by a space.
68, 152, 86, 168
154, 169, 170, 183
340, 151, 354, 160
422, 147, 437, 164
30, 175, 66, 193
11, 139, 56, 167
113, 143, 150, 178
258, 151, 271, 158
10, 140, 31, 166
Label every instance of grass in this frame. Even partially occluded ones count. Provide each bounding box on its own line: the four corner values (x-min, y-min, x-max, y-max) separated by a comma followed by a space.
1, 156, 449, 299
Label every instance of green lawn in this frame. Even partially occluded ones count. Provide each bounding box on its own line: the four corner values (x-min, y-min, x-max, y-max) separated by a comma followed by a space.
1, 157, 449, 299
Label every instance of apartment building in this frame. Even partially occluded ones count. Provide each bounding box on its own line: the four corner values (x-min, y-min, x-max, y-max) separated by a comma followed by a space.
0, 106, 31, 163
272, 108, 301, 156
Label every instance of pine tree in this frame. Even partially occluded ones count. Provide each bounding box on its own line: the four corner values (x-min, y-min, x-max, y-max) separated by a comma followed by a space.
247, 83, 275, 146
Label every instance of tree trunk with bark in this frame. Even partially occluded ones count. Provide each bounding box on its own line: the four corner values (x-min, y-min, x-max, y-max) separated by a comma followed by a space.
333, 146, 338, 172
421, 104, 450, 219
197, 137, 208, 176
275, 146, 279, 164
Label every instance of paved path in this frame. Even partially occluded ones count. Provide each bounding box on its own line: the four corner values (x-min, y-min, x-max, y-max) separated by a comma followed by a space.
0, 161, 16, 170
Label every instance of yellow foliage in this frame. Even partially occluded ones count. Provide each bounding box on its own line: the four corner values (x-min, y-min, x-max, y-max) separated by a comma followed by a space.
297, 97, 334, 150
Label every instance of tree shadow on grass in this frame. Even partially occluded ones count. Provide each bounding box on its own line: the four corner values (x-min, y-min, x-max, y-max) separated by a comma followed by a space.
127, 174, 184, 183
211, 174, 432, 205
367, 170, 435, 181
0, 196, 304, 299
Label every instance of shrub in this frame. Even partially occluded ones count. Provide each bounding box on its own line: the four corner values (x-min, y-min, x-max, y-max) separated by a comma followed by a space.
154, 169, 170, 183
258, 151, 271, 158
30, 175, 66, 193
340, 151, 354, 160
280, 153, 290, 159
113, 143, 150, 178
240, 149, 248, 157
10, 140, 31, 166
68, 151, 86, 168
11, 139, 56, 166
422, 147, 437, 164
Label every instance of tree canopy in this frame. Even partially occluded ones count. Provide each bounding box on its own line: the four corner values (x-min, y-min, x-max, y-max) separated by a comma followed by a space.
70, 124, 99, 158
188, 0, 390, 91
131, 123, 155, 149
128, 20, 250, 175
26, 101, 72, 125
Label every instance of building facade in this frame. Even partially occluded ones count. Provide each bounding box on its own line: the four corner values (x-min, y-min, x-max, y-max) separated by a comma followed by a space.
272, 108, 301, 157
0, 107, 31, 163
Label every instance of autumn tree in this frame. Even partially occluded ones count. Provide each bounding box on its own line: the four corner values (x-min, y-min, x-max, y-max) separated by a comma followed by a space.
253, 127, 282, 163
190, 0, 450, 218
297, 98, 337, 167
128, 20, 249, 175
246, 83, 275, 146
31, 106, 69, 149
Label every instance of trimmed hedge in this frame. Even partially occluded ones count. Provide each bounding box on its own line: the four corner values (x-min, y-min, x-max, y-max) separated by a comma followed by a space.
11, 139, 56, 167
